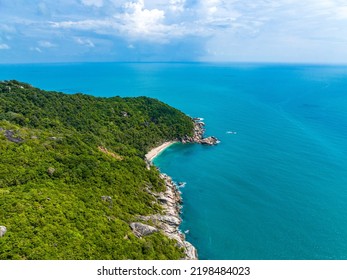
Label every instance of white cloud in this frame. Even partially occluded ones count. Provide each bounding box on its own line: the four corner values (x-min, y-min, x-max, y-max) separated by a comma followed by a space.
81, 0, 103, 8
201, 0, 347, 62
334, 6, 347, 19
5, 0, 347, 62
0, 43, 10, 50
75, 37, 95, 47
51, 0, 192, 43
51, 19, 110, 30
203, 0, 221, 16
169, 0, 185, 13
30, 47, 42, 53
119, 0, 167, 39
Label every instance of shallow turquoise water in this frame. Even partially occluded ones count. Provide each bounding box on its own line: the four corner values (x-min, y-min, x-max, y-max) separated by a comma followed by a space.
1, 62, 347, 259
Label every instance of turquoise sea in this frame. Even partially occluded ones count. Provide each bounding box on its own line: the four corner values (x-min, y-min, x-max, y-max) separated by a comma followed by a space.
1, 62, 347, 259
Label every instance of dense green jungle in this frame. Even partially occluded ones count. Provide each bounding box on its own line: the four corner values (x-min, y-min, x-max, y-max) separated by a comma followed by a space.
0, 80, 193, 259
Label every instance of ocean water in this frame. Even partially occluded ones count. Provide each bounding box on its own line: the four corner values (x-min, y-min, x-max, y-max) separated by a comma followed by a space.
1, 62, 347, 259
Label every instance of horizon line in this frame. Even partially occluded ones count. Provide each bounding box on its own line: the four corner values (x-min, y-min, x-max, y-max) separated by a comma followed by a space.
1, 60, 347, 67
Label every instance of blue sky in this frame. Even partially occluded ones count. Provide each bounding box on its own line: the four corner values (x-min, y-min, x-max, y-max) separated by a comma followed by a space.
1, 0, 347, 63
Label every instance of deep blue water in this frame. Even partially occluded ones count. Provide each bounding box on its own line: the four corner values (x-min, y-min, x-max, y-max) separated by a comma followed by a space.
1, 62, 347, 259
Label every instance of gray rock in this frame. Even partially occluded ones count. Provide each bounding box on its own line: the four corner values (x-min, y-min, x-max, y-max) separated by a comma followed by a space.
163, 207, 178, 217
184, 241, 198, 260
200, 136, 219, 145
4, 130, 23, 143
101, 196, 112, 203
101, 196, 113, 208
155, 215, 181, 226
136, 171, 199, 259
166, 233, 185, 245
130, 222, 158, 237
157, 194, 174, 205
181, 119, 219, 146
47, 167, 55, 176
0, 226, 7, 238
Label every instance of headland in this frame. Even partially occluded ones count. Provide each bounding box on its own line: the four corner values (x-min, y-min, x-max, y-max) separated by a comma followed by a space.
141, 118, 219, 260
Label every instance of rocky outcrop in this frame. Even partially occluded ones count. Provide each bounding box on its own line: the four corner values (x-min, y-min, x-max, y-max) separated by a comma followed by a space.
184, 241, 198, 260
200, 136, 219, 145
47, 167, 55, 176
130, 222, 158, 237
181, 119, 219, 145
101, 196, 112, 203
135, 173, 198, 260
4, 130, 23, 143
48, 136, 63, 141
101, 196, 113, 208
0, 226, 7, 238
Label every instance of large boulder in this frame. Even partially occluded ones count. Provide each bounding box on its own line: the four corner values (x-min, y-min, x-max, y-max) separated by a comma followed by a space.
0, 226, 7, 237
101, 196, 112, 203
200, 136, 219, 145
130, 222, 158, 237
4, 130, 23, 143
155, 215, 181, 227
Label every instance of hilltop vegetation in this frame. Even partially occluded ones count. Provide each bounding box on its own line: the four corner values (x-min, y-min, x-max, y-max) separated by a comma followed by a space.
0, 80, 194, 259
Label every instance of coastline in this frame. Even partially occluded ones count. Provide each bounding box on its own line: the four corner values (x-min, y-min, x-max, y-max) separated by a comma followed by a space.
144, 141, 198, 260
145, 141, 177, 162
137, 119, 218, 260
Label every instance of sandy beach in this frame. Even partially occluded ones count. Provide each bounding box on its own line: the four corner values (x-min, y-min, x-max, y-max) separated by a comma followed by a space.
145, 141, 177, 162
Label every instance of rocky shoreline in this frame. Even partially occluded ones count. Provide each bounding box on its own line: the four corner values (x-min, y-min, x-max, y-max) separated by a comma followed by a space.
181, 118, 219, 145
131, 173, 197, 259
133, 118, 218, 260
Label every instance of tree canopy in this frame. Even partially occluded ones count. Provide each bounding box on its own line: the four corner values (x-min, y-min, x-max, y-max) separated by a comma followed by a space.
0, 80, 194, 260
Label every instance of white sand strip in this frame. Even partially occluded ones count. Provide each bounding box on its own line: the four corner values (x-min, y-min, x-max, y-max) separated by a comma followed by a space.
145, 141, 177, 162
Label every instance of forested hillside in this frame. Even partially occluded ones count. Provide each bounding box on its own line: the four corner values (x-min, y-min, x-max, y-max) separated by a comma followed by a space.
0, 80, 194, 259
